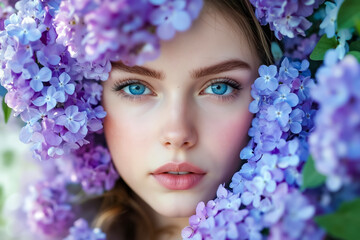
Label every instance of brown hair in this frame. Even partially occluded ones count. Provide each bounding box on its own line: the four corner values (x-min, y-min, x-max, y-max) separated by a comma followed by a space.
93, 1, 273, 239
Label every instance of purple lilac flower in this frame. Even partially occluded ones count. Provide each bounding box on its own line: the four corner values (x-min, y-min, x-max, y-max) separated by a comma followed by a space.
50, 72, 75, 96
310, 54, 360, 191
254, 65, 278, 92
28, 64, 53, 92
250, 0, 324, 39
64, 218, 106, 240
0, 1, 15, 30
283, 34, 319, 60
6, 16, 42, 45
320, 0, 344, 38
56, 105, 86, 134
55, 0, 203, 66
32, 86, 65, 111
25, 177, 76, 237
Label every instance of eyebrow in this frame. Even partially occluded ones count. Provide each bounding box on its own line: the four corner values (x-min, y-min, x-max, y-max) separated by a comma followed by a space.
112, 62, 165, 80
192, 59, 251, 78
111, 59, 250, 80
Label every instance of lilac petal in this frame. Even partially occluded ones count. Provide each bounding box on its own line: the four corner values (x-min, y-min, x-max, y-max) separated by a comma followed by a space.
172, 11, 191, 31
67, 121, 81, 133
56, 115, 68, 126
48, 55, 61, 65
27, 28, 42, 42
65, 106, 78, 116
241, 191, 254, 205
54, 91, 65, 102
19, 125, 33, 143
290, 122, 302, 134
45, 132, 62, 146
46, 98, 57, 111
38, 67, 52, 82
287, 93, 299, 107
181, 226, 194, 238
59, 72, 71, 84
30, 79, 44, 92
156, 22, 176, 40
64, 84, 75, 95
149, 0, 166, 5
32, 96, 46, 106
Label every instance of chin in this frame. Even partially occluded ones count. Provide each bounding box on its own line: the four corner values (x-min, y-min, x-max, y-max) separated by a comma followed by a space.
149, 192, 213, 218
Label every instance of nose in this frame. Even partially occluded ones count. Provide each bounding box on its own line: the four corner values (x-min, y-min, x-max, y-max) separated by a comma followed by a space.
159, 97, 198, 150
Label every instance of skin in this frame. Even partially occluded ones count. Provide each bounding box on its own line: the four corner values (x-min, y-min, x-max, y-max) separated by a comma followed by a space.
102, 6, 261, 239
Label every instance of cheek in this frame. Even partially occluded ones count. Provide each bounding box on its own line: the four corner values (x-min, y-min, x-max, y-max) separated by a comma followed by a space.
202, 108, 253, 176
103, 111, 153, 175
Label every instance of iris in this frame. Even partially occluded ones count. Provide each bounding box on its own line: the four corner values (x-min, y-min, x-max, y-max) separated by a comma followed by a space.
128, 83, 146, 95
210, 83, 228, 95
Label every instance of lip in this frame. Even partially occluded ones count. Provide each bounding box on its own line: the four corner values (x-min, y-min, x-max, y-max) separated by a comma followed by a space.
151, 162, 206, 190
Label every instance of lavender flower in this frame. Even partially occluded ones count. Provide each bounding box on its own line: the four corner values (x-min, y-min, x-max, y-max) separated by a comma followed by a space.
64, 218, 106, 240
24, 177, 75, 237
250, 0, 324, 39
310, 53, 360, 191
6, 16, 42, 44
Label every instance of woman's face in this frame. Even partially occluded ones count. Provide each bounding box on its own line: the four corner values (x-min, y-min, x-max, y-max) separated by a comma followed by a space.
102, 8, 260, 218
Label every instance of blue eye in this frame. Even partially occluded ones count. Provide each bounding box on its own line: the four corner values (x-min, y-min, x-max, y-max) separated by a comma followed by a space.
123, 83, 151, 95
204, 83, 233, 95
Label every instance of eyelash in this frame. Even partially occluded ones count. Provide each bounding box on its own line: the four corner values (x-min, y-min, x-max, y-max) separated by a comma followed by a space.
112, 77, 243, 102
112, 78, 155, 102
200, 78, 243, 102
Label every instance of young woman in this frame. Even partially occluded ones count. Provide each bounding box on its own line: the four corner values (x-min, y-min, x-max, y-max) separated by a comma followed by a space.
97, 0, 272, 239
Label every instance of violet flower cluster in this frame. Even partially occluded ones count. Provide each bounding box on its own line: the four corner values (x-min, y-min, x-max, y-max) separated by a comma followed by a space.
54, 0, 203, 66
182, 57, 322, 240
310, 50, 360, 192
24, 176, 76, 237
250, 0, 324, 39
64, 219, 106, 240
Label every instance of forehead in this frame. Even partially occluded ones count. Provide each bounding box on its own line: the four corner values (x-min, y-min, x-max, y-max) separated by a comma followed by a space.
143, 7, 260, 72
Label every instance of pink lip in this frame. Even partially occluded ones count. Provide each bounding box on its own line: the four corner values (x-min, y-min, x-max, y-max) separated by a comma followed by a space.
151, 162, 206, 190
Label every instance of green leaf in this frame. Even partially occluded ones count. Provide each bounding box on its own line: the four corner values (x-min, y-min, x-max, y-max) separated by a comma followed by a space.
301, 155, 326, 190
1, 96, 11, 124
2, 150, 14, 168
348, 51, 360, 62
315, 198, 360, 240
349, 41, 360, 51
310, 35, 338, 61
337, 0, 360, 30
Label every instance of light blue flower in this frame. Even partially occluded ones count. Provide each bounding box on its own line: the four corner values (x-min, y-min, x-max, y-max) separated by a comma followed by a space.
32, 86, 65, 111
266, 102, 292, 128
319, 0, 344, 38
50, 72, 75, 95
254, 65, 278, 92
273, 84, 299, 107
56, 105, 86, 133
29, 64, 52, 92
6, 17, 41, 45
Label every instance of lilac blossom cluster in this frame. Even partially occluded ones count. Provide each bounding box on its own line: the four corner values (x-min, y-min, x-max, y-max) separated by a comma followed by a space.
54, 0, 203, 66
310, 50, 360, 192
64, 219, 106, 240
182, 57, 323, 240
250, 0, 324, 39
24, 176, 76, 238
56, 139, 119, 195
0, 0, 15, 30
